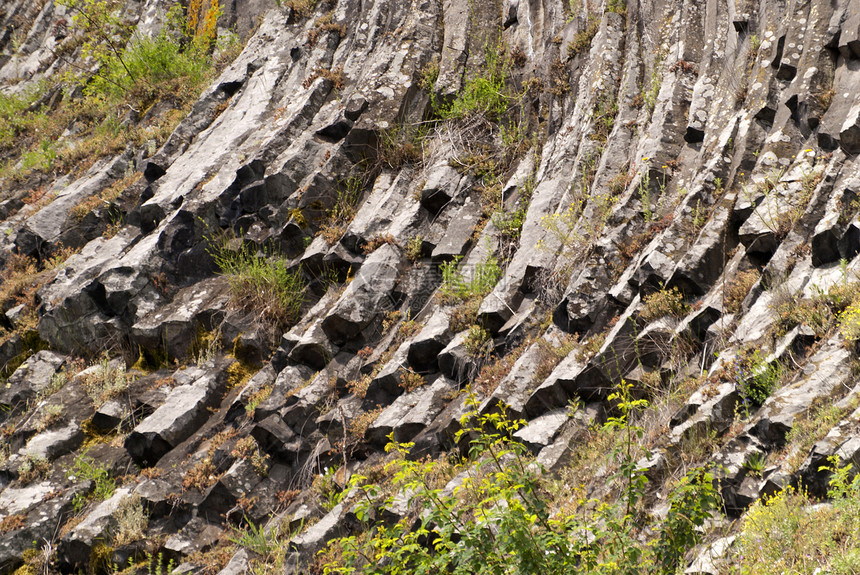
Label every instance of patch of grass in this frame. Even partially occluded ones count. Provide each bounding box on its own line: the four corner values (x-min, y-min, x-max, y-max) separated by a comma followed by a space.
69, 171, 141, 221
440, 44, 510, 121
735, 348, 786, 412
438, 254, 502, 304
376, 122, 427, 169
212, 241, 307, 331
319, 177, 363, 244
82, 356, 132, 407
724, 269, 760, 314
639, 286, 691, 322
533, 335, 577, 385
244, 385, 272, 419
784, 399, 858, 472
405, 236, 424, 262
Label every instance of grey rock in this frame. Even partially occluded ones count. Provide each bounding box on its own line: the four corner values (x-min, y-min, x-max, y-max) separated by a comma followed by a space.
321, 244, 404, 345
290, 503, 344, 555
513, 409, 569, 454
125, 371, 226, 466
406, 308, 452, 372
367, 377, 456, 446
60, 488, 132, 567
130, 276, 231, 360
431, 197, 482, 260
0, 351, 66, 416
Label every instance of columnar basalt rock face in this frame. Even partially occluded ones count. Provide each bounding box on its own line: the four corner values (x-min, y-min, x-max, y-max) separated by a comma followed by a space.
4, 0, 860, 571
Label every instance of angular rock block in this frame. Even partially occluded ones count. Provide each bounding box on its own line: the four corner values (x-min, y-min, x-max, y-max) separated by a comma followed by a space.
125, 382, 212, 466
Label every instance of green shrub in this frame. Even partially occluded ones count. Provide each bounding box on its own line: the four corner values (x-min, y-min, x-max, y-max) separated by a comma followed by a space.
736, 459, 860, 574
440, 46, 510, 121
89, 29, 213, 109
68, 450, 116, 511
212, 242, 307, 330
317, 387, 720, 574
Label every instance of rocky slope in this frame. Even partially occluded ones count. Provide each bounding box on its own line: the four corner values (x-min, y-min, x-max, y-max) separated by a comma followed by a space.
2, 0, 860, 572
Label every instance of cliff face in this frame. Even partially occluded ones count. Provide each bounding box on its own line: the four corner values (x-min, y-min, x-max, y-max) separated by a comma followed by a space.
1, 0, 860, 571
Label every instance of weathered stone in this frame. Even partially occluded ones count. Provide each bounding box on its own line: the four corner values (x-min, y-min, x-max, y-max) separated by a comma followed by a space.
91, 399, 127, 432
0, 351, 66, 416
513, 409, 568, 454
162, 517, 223, 561
289, 503, 345, 555
60, 488, 132, 568
438, 331, 478, 384
420, 165, 463, 214
125, 366, 228, 466
321, 244, 404, 346
430, 197, 482, 261
367, 377, 455, 446
130, 276, 231, 360
406, 308, 452, 372
22, 421, 83, 461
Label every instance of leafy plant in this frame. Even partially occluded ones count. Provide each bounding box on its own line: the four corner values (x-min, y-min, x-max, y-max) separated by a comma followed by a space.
743, 451, 767, 478
735, 349, 784, 412
312, 467, 341, 511
438, 253, 502, 303
463, 324, 491, 356
317, 387, 720, 574
319, 177, 364, 244
735, 464, 860, 574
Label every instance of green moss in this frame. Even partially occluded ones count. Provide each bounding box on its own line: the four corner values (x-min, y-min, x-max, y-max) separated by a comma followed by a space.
131, 344, 168, 372
0, 329, 49, 380
89, 543, 114, 575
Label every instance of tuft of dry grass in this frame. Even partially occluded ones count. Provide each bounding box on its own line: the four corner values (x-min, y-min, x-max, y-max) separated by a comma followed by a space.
724, 269, 760, 314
